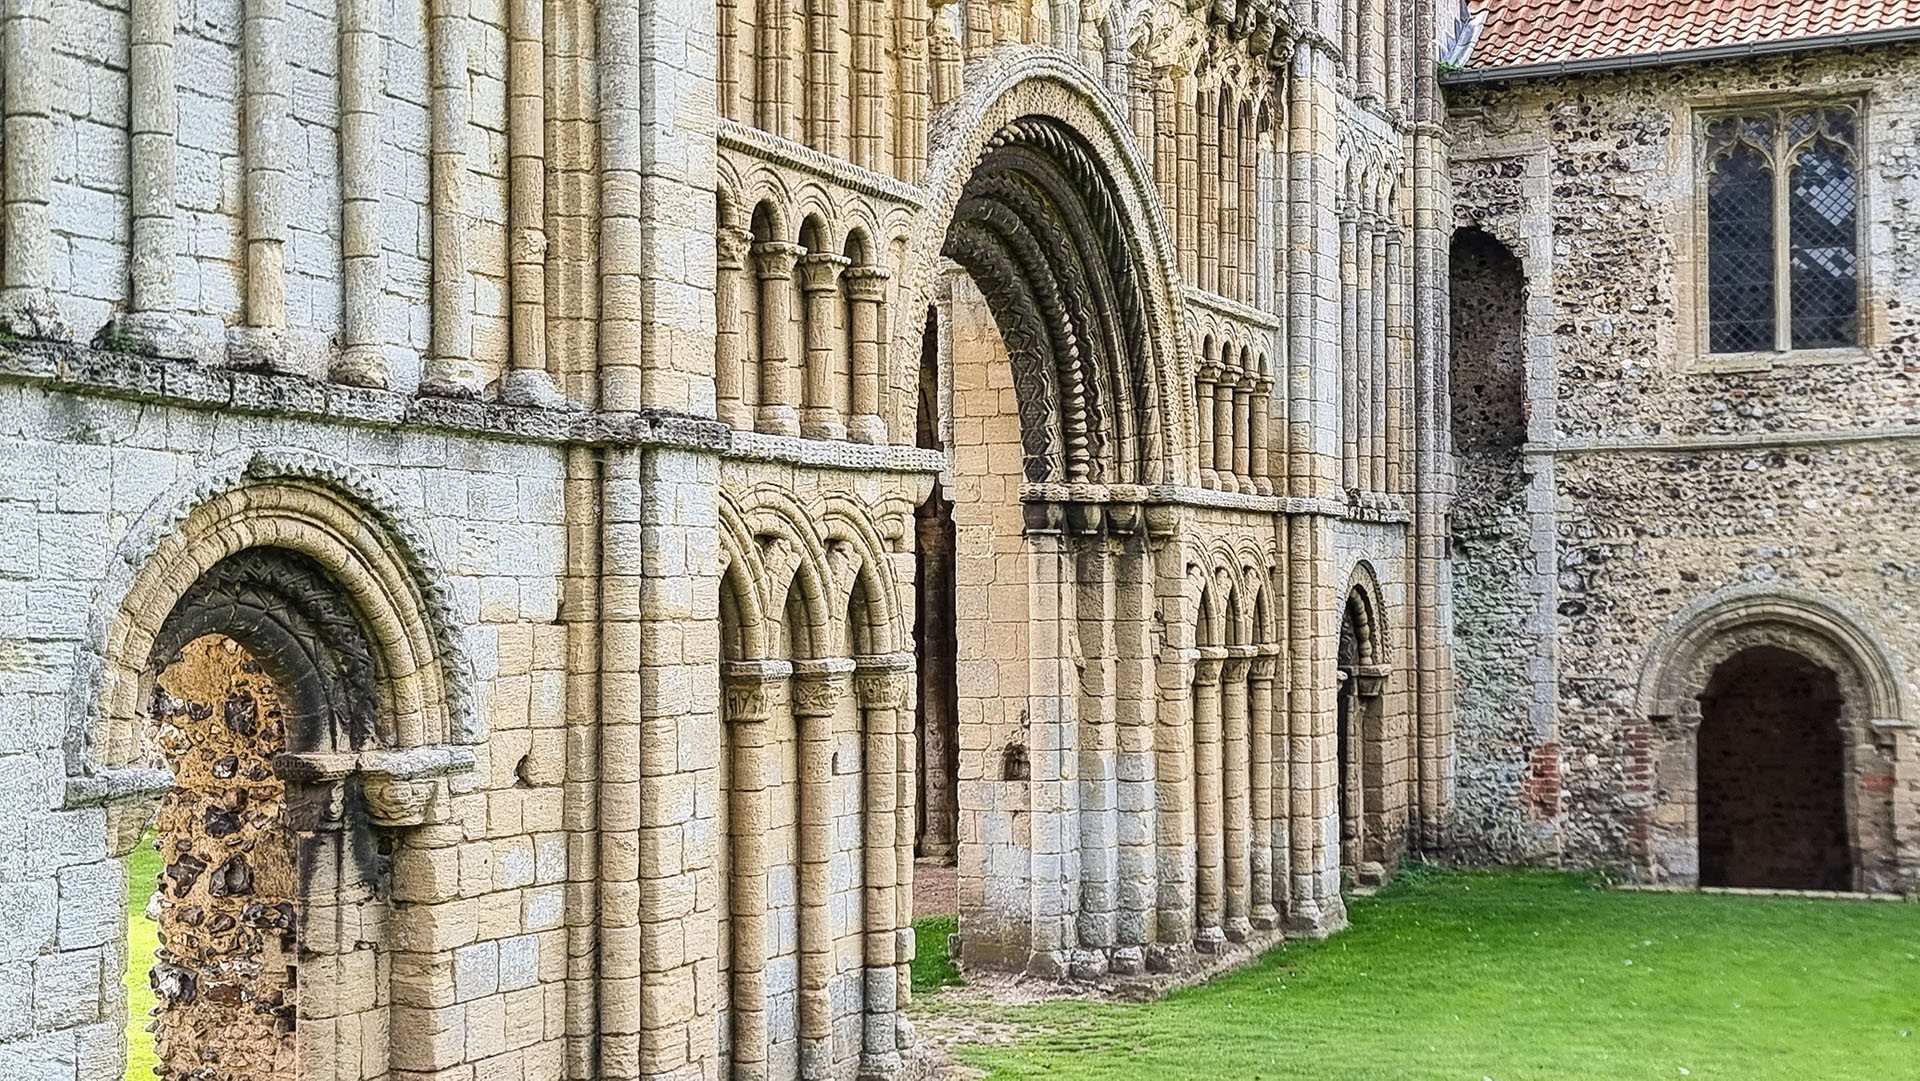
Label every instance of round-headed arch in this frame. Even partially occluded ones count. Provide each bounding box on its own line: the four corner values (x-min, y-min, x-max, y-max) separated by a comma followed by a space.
1636, 585, 1910, 726
906, 53, 1193, 487
75, 450, 470, 785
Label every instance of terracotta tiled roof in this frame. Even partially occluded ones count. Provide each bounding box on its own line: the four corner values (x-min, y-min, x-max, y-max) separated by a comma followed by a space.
1463, 0, 1920, 72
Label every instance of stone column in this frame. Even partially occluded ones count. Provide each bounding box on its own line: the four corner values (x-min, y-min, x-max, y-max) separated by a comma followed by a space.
230, 0, 289, 368
1111, 513, 1156, 972
724, 660, 787, 1081
753, 241, 804, 435
1356, 0, 1376, 101
1025, 502, 1080, 978
855, 656, 911, 1078
118, 0, 192, 358
597, 0, 645, 411
844, 265, 891, 444
420, 0, 476, 396
1219, 95, 1238, 300
1251, 374, 1274, 496
1249, 648, 1280, 929
898, 7, 928, 183
1413, 0, 1456, 851
597, 449, 646, 1077
799, 251, 851, 440
1214, 356, 1238, 491
1197, 87, 1219, 295
1370, 212, 1390, 493
1355, 211, 1375, 491
1385, 223, 1405, 493
1382, 215, 1397, 491
928, 0, 961, 110
1240, 107, 1258, 303
1074, 517, 1117, 977
1385, 0, 1403, 111
851, 0, 881, 170
1284, 515, 1321, 931
791, 657, 852, 1080
1232, 368, 1254, 494
804, 0, 840, 155
1153, 70, 1178, 254
1339, 203, 1359, 490
1148, 504, 1193, 969
334, 0, 387, 387
1222, 648, 1254, 941
1176, 77, 1198, 287
0, 0, 66, 339
503, 0, 561, 406
762, 0, 797, 140
716, 227, 756, 428
1192, 648, 1226, 951
1196, 359, 1219, 489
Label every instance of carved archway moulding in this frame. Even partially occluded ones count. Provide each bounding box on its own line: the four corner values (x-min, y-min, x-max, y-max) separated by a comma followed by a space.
1635, 584, 1910, 729
906, 48, 1196, 489
64, 447, 475, 852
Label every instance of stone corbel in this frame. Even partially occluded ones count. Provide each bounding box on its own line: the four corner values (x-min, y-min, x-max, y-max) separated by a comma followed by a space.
1353, 663, 1389, 699
64, 767, 176, 859
1868, 717, 1913, 754
276, 744, 477, 829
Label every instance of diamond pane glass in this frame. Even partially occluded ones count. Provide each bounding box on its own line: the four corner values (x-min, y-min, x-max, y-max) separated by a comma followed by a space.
1708, 145, 1775, 354
1789, 137, 1858, 349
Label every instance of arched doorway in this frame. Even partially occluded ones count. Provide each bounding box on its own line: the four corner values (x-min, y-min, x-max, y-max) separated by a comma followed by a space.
1635, 588, 1911, 894
1697, 646, 1851, 891
924, 94, 1188, 976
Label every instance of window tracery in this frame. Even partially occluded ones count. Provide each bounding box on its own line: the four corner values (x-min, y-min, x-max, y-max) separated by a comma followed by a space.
1703, 105, 1860, 355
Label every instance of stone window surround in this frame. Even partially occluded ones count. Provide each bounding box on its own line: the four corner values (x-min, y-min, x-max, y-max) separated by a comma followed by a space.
1677, 86, 1879, 374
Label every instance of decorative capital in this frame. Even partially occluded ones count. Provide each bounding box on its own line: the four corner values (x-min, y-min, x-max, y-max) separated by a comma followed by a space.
717, 226, 755, 267
1250, 650, 1280, 682
842, 264, 892, 301
854, 653, 914, 710
797, 251, 852, 292
1222, 644, 1257, 681
723, 659, 792, 722
751, 241, 805, 280
1193, 647, 1228, 685
790, 657, 856, 716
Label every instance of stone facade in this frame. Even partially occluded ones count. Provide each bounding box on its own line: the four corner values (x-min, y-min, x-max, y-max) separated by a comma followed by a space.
0, 1, 1452, 1081
1445, 44, 1920, 895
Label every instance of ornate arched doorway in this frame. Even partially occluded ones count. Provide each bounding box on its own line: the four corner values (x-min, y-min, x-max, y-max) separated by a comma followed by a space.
909, 67, 1193, 978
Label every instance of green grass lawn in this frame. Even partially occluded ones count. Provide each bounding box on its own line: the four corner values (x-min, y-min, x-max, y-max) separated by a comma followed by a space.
923, 868, 1920, 1081
125, 839, 160, 1079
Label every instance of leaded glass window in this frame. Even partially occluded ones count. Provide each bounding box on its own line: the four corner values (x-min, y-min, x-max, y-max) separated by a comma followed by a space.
1702, 106, 1861, 355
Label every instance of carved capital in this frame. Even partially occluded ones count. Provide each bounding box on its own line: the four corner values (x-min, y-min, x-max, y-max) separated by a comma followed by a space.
797, 251, 852, 293
790, 657, 856, 717
1222, 644, 1257, 682
751, 241, 804, 281
1193, 647, 1228, 686
724, 659, 792, 722
842, 265, 892, 302
1250, 649, 1280, 682
717, 226, 755, 268
854, 653, 914, 710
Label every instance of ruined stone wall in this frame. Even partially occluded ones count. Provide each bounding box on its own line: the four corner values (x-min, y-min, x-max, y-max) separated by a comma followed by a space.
1445, 47, 1920, 888
0, 0, 1455, 1077
149, 636, 297, 1081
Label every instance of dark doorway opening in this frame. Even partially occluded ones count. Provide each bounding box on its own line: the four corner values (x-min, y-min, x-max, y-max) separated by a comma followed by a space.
914, 306, 959, 862
1698, 646, 1851, 890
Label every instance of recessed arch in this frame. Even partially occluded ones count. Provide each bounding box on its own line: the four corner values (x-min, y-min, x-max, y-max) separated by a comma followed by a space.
1633, 585, 1912, 892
